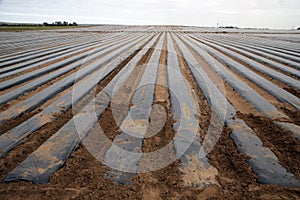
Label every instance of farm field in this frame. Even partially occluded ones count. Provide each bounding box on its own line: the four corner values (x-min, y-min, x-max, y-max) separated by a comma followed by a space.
0, 25, 299, 199
0, 26, 83, 32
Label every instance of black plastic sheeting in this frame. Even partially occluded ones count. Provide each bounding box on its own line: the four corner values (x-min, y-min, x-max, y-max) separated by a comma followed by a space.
226, 34, 300, 54
202, 34, 300, 63
0, 34, 152, 158
0, 35, 146, 125
0, 35, 134, 104
193, 36, 300, 90
168, 33, 218, 188
0, 33, 128, 79
200, 34, 300, 70
174, 33, 300, 188
224, 37, 300, 62
2, 35, 159, 184
0, 33, 101, 61
196, 35, 300, 79
182, 34, 300, 140
103, 33, 164, 184
0, 34, 135, 90
181, 35, 288, 120
188, 35, 300, 111
274, 122, 300, 140
0, 37, 108, 74
0, 33, 109, 58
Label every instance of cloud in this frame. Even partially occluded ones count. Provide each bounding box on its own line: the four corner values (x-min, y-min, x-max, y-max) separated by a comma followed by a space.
0, 0, 299, 28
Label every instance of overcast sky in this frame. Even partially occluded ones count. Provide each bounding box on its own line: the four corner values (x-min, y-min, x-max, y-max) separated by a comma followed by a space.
0, 0, 299, 29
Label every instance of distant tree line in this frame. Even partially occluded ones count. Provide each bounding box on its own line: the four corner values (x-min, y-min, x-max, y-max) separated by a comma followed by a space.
0, 23, 43, 27
43, 21, 78, 26
219, 26, 239, 29
0, 21, 78, 27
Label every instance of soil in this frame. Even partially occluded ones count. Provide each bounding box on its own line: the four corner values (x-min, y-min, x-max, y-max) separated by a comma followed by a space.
1, 127, 299, 200
0, 29, 300, 199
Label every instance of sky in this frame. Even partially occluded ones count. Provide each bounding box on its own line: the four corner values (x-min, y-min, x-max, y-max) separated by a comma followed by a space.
0, 0, 299, 29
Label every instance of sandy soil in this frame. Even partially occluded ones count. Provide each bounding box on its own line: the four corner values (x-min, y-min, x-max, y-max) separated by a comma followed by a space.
0, 28, 299, 199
